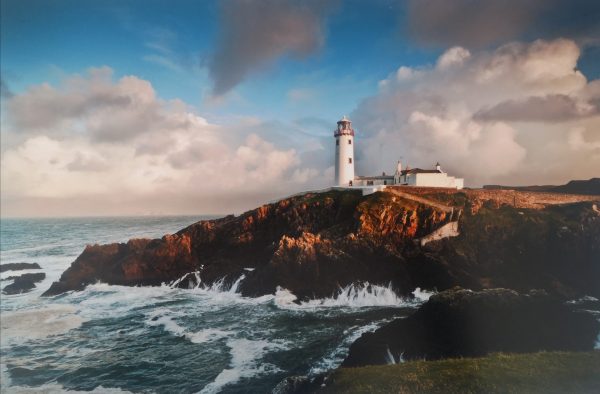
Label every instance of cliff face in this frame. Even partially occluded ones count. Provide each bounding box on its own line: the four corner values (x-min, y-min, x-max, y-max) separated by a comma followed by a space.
43, 188, 600, 299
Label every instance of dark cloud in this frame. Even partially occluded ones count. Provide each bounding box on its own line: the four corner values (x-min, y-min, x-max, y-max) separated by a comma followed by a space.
407, 0, 600, 48
474, 94, 600, 123
208, 0, 335, 96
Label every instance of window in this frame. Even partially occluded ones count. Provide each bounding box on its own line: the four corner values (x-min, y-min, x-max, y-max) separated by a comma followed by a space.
367, 180, 373, 186
336, 139, 339, 146
348, 158, 352, 164
348, 139, 352, 145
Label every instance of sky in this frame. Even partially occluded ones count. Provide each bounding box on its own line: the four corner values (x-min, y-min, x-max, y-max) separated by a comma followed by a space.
1, 0, 600, 217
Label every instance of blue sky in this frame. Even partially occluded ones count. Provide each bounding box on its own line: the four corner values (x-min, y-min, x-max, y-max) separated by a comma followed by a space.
0, 1, 454, 124
1, 0, 599, 216
2, 0, 598, 125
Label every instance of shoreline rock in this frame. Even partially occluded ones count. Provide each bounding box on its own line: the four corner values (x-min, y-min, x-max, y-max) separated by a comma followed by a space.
342, 287, 600, 367
3, 273, 46, 295
0, 262, 41, 273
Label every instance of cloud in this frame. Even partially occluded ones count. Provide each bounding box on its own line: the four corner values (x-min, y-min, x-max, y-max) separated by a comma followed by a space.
5, 67, 163, 141
406, 0, 600, 48
208, 0, 335, 96
352, 38, 600, 186
1, 69, 331, 216
474, 94, 599, 123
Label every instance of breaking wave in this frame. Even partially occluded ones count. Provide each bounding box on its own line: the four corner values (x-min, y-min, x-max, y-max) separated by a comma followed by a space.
275, 283, 435, 310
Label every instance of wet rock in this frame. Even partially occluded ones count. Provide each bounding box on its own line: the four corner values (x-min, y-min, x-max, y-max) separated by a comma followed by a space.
3, 273, 46, 295
343, 287, 600, 367
0, 262, 41, 273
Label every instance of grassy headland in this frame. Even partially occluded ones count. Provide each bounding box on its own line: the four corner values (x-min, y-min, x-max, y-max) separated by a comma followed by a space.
319, 351, 600, 394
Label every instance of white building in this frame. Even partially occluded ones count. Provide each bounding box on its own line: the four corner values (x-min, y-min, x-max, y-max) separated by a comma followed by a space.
333, 116, 464, 189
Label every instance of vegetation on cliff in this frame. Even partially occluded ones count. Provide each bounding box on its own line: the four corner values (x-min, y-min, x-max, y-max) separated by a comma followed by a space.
319, 351, 600, 394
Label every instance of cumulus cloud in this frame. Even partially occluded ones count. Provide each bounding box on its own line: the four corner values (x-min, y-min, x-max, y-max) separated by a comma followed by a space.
1, 69, 330, 216
6, 67, 165, 141
208, 0, 334, 96
407, 0, 600, 48
352, 38, 600, 186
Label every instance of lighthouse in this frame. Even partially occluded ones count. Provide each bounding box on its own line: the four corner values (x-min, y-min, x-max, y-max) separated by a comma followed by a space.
334, 115, 355, 186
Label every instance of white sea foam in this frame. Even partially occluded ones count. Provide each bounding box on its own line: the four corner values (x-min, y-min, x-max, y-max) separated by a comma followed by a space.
1, 382, 133, 394
145, 308, 233, 345
199, 338, 288, 394
0, 305, 86, 345
308, 319, 397, 375
566, 295, 599, 305
69, 282, 185, 319
274, 283, 434, 310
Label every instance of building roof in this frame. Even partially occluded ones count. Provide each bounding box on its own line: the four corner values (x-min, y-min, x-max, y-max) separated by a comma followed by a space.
401, 168, 442, 175
355, 175, 394, 180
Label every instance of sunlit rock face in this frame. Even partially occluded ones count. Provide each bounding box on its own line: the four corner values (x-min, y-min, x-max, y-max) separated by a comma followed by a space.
44, 187, 600, 301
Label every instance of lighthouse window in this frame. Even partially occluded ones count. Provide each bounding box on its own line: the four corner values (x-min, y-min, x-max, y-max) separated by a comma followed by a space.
348, 140, 352, 145
336, 139, 339, 146
348, 158, 352, 164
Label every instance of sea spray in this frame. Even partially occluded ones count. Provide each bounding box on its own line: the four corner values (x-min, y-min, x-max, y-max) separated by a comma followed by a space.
275, 283, 435, 309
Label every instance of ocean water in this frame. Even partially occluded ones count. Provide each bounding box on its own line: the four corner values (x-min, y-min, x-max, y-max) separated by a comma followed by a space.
0, 216, 430, 393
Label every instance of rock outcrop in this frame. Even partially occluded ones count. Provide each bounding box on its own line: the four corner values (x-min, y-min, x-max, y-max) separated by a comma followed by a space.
342, 287, 600, 367
43, 188, 600, 300
0, 262, 41, 273
3, 273, 46, 295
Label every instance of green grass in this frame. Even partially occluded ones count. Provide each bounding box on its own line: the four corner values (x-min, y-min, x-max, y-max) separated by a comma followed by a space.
318, 351, 600, 394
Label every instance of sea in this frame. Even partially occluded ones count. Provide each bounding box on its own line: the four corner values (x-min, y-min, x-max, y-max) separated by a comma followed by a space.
0, 216, 432, 394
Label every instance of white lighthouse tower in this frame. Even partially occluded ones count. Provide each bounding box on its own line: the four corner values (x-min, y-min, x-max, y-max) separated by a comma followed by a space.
334, 116, 355, 186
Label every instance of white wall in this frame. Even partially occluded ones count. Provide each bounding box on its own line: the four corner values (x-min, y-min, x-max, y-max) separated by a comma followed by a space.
335, 134, 355, 186
414, 173, 463, 189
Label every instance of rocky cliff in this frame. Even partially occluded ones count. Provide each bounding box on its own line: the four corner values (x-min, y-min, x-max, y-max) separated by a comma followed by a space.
43, 188, 600, 299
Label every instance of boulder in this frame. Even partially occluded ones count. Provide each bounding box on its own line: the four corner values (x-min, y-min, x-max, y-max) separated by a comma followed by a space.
3, 273, 46, 295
